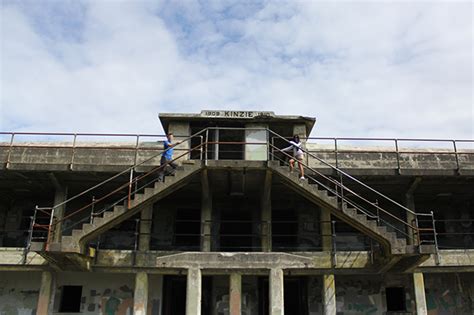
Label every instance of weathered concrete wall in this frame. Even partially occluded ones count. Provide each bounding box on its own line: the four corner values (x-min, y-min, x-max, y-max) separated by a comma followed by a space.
0, 271, 41, 314
335, 274, 416, 314
1, 143, 472, 173
424, 273, 474, 315
54, 272, 136, 315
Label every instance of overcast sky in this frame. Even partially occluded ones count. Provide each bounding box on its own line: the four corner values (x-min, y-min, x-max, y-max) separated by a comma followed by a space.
1, 0, 473, 139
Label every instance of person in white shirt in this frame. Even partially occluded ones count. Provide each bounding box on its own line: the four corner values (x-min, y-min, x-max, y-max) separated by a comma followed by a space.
282, 135, 306, 179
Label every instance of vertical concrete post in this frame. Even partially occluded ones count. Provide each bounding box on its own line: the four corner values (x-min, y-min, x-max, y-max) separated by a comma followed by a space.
201, 169, 212, 252
322, 274, 336, 315
134, 272, 149, 315
139, 205, 153, 251
261, 170, 272, 252
186, 268, 202, 315
229, 273, 242, 315
413, 272, 427, 315
320, 208, 332, 252
52, 186, 68, 242
37, 271, 55, 315
168, 121, 191, 163
405, 177, 421, 245
269, 268, 284, 315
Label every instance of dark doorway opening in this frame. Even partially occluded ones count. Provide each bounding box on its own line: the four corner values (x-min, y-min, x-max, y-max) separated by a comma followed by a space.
162, 276, 186, 315
174, 208, 200, 250
284, 277, 308, 315
386, 287, 406, 311
217, 128, 245, 160
258, 276, 308, 315
220, 206, 253, 251
272, 209, 298, 251
59, 285, 82, 312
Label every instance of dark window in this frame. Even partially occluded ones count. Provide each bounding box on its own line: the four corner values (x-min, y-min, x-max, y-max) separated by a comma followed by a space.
386, 287, 406, 311
59, 285, 82, 312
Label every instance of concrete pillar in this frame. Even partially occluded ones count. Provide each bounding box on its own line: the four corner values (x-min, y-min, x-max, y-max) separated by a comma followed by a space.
413, 272, 427, 315
245, 123, 268, 160
186, 268, 202, 315
52, 186, 68, 242
134, 272, 149, 315
320, 208, 332, 251
322, 274, 336, 315
261, 170, 272, 252
292, 124, 307, 139
201, 170, 212, 252
405, 177, 421, 245
269, 268, 284, 315
168, 121, 191, 163
229, 273, 242, 315
139, 205, 153, 251
37, 271, 55, 315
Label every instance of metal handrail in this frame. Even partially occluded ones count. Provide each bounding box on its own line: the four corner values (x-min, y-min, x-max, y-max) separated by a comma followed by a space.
268, 130, 437, 247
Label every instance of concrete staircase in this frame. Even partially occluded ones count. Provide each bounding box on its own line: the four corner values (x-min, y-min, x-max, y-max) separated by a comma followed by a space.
51, 162, 202, 255
269, 163, 434, 271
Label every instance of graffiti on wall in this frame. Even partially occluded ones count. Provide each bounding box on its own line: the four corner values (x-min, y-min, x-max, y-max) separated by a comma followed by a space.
0, 287, 39, 315
335, 279, 382, 315
425, 274, 474, 315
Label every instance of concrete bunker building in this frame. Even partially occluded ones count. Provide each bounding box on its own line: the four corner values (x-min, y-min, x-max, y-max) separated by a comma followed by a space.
0, 110, 473, 314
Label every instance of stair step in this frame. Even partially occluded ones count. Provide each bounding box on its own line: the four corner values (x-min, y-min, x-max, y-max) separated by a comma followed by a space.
93, 217, 105, 226
114, 205, 125, 215
82, 223, 94, 233
103, 211, 115, 219
144, 188, 154, 198
72, 229, 83, 238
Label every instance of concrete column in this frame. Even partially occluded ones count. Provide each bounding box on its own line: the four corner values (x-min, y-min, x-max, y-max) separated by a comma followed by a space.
186, 268, 202, 315
168, 121, 191, 163
405, 178, 421, 245
37, 271, 55, 315
322, 274, 336, 315
229, 273, 242, 315
413, 272, 427, 315
320, 208, 332, 251
201, 170, 212, 252
261, 170, 272, 252
139, 205, 153, 251
52, 186, 68, 242
269, 268, 284, 315
134, 272, 149, 315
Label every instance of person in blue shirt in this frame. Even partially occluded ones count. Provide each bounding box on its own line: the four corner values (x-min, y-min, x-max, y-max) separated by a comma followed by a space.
157, 133, 178, 182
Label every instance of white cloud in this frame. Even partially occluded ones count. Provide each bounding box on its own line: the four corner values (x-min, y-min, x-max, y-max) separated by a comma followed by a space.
0, 0, 472, 140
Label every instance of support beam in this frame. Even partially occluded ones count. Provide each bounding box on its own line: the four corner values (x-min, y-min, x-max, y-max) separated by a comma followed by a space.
261, 170, 272, 252
405, 177, 422, 245
134, 272, 149, 315
413, 272, 427, 315
322, 274, 336, 315
269, 268, 284, 315
51, 182, 67, 243
320, 208, 332, 252
201, 169, 212, 252
139, 205, 153, 251
37, 271, 55, 315
186, 268, 202, 315
229, 273, 242, 315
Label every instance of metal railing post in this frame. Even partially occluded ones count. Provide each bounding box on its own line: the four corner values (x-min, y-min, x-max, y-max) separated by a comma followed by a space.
431, 211, 440, 265
331, 220, 337, 267
453, 140, 460, 174
127, 168, 134, 208
45, 207, 55, 251
395, 139, 401, 174
90, 196, 96, 224
133, 218, 140, 266
23, 214, 36, 264
5, 133, 15, 169
334, 139, 338, 168
70, 133, 77, 171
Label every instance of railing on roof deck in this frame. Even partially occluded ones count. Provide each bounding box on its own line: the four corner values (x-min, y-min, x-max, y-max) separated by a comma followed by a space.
3, 128, 457, 256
